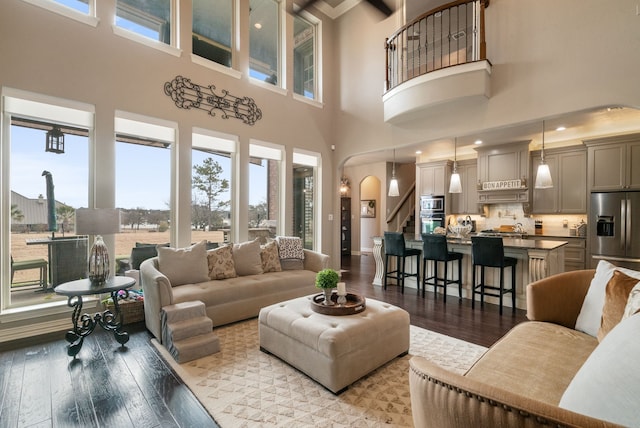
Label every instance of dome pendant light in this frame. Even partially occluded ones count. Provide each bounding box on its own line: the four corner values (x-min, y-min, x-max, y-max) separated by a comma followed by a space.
535, 120, 553, 189
389, 148, 400, 197
449, 138, 462, 194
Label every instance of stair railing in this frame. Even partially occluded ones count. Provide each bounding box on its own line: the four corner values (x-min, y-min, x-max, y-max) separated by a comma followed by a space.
386, 182, 416, 233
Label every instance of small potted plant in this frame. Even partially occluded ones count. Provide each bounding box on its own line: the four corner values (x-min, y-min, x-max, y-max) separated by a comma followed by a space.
315, 268, 340, 305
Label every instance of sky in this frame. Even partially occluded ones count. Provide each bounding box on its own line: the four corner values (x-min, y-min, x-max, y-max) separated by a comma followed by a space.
10, 126, 266, 211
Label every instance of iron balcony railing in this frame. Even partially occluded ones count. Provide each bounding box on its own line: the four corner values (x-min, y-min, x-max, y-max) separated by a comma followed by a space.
385, 0, 489, 92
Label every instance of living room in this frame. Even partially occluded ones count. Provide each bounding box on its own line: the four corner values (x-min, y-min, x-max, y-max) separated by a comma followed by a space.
2, 0, 640, 426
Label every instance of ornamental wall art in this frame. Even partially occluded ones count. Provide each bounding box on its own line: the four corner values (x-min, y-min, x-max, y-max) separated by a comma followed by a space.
164, 75, 262, 125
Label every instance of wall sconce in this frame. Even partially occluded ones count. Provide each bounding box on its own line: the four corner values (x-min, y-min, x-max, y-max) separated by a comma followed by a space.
340, 176, 350, 196
45, 126, 65, 154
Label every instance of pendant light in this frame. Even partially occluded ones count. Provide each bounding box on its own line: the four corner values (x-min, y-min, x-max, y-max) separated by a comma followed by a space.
388, 148, 400, 197
534, 120, 553, 189
449, 138, 462, 194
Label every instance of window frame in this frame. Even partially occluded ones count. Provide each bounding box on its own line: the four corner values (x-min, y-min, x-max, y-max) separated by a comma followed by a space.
292, 10, 321, 103
292, 148, 321, 251
248, 140, 285, 238
19, 0, 99, 27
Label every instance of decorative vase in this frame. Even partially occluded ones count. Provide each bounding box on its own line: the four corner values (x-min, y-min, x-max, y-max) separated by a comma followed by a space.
88, 235, 110, 284
323, 288, 334, 305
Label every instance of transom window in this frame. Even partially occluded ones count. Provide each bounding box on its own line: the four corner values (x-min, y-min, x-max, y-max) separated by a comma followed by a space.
249, 0, 281, 86
116, 0, 173, 45
293, 14, 319, 100
192, 0, 233, 67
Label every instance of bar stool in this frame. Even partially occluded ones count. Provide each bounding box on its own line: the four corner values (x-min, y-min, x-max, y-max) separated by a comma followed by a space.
421, 234, 463, 301
383, 232, 421, 294
471, 236, 517, 315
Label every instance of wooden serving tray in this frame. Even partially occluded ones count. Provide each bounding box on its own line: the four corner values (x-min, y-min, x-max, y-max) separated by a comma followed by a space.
310, 293, 366, 316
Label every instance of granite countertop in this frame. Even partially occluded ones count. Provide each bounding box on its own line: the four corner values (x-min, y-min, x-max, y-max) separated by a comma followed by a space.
408, 237, 568, 251
446, 237, 568, 250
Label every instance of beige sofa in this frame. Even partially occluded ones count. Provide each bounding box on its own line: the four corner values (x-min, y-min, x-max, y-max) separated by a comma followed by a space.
409, 266, 640, 427
141, 247, 329, 342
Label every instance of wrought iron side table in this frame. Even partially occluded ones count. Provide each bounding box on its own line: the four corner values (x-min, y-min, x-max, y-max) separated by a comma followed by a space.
54, 276, 136, 358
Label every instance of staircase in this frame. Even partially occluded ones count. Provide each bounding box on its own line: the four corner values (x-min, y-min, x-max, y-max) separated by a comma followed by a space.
403, 212, 417, 238
161, 301, 220, 363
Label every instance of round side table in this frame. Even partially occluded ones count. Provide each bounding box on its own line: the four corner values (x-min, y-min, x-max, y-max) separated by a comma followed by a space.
55, 276, 136, 358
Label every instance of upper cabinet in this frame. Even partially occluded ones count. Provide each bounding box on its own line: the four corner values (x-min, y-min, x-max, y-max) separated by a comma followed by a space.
449, 159, 479, 214
531, 146, 587, 214
416, 160, 450, 196
475, 141, 530, 205
584, 134, 640, 191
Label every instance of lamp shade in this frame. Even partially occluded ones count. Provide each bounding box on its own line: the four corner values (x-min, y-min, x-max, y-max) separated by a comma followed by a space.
75, 208, 121, 235
388, 177, 400, 197
534, 163, 553, 189
449, 172, 462, 193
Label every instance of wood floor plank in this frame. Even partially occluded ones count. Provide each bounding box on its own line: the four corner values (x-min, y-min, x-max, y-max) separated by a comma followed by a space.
0, 348, 25, 427
18, 344, 52, 427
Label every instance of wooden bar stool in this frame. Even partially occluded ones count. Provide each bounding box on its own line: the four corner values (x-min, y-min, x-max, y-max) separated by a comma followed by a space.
421, 234, 463, 301
471, 236, 517, 315
383, 232, 421, 294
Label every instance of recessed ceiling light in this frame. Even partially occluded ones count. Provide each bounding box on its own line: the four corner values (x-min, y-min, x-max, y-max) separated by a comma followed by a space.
254, 23, 262, 29
474, 140, 482, 145
556, 126, 566, 131
415, 150, 422, 155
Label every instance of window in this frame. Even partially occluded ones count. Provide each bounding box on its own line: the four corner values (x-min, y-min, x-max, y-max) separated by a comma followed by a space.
249, 142, 283, 240
293, 150, 320, 250
54, 0, 90, 13
192, 0, 233, 67
192, 130, 235, 244
115, 113, 174, 255
293, 14, 319, 100
3, 91, 93, 311
116, 0, 173, 45
249, 0, 281, 86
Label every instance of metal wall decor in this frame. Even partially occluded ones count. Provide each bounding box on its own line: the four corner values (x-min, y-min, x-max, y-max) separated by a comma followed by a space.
164, 75, 262, 125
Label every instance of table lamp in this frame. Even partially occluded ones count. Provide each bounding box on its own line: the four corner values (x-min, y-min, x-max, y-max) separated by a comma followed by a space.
75, 208, 121, 284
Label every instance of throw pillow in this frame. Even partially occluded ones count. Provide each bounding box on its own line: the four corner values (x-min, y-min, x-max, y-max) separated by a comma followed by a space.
207, 245, 236, 279
276, 236, 305, 260
157, 240, 209, 287
233, 239, 263, 276
260, 240, 282, 273
575, 260, 640, 337
622, 280, 640, 320
559, 313, 640, 427
597, 270, 640, 341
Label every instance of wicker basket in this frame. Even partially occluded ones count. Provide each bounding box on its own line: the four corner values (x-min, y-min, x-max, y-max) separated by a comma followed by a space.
105, 299, 145, 325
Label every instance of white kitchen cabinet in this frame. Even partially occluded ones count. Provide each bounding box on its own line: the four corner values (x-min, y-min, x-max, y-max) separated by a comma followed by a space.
417, 160, 450, 196
585, 134, 640, 191
449, 159, 479, 214
531, 147, 587, 214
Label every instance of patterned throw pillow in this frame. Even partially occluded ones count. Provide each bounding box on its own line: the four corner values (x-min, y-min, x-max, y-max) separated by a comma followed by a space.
276, 236, 305, 260
622, 280, 640, 320
261, 240, 282, 273
207, 245, 237, 280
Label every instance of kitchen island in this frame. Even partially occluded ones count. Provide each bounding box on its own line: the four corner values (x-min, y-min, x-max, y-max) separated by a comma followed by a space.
371, 235, 567, 311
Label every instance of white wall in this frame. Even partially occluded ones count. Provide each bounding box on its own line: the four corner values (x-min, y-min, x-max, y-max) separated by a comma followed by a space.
333, 0, 640, 164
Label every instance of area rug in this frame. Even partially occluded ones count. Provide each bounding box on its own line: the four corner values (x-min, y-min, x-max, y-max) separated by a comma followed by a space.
152, 319, 487, 428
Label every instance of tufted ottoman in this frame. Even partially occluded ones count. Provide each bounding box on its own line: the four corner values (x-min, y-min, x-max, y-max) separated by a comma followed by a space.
258, 295, 410, 393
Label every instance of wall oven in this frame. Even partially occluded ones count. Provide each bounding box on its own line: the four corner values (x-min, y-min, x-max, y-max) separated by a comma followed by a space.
420, 195, 445, 235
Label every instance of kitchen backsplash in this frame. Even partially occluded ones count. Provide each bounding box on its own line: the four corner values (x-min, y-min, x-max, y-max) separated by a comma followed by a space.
450, 204, 587, 236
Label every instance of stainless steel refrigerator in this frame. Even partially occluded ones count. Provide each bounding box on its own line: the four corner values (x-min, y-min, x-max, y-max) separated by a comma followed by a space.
590, 191, 640, 270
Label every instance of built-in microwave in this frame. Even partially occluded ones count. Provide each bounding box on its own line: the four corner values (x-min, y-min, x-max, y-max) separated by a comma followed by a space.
421, 216, 445, 234
420, 195, 445, 214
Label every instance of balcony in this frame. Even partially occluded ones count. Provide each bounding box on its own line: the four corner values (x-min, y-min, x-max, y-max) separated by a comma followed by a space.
383, 0, 491, 124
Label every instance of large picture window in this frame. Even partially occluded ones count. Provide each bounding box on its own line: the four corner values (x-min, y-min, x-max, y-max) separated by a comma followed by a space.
115, 113, 174, 261
249, 0, 281, 86
293, 149, 320, 250
192, 130, 235, 244
192, 0, 233, 67
249, 142, 282, 241
3, 92, 92, 310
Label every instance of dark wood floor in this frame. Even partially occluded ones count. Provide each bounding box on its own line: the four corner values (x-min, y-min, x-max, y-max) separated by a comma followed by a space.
0, 254, 527, 427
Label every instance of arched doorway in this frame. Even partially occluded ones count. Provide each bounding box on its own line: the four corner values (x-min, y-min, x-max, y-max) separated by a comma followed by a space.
359, 175, 381, 253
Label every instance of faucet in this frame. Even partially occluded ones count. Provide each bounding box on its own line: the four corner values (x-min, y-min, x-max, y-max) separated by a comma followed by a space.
514, 222, 524, 233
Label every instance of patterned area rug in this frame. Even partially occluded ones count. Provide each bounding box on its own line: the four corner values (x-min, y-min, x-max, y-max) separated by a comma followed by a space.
152, 319, 487, 428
